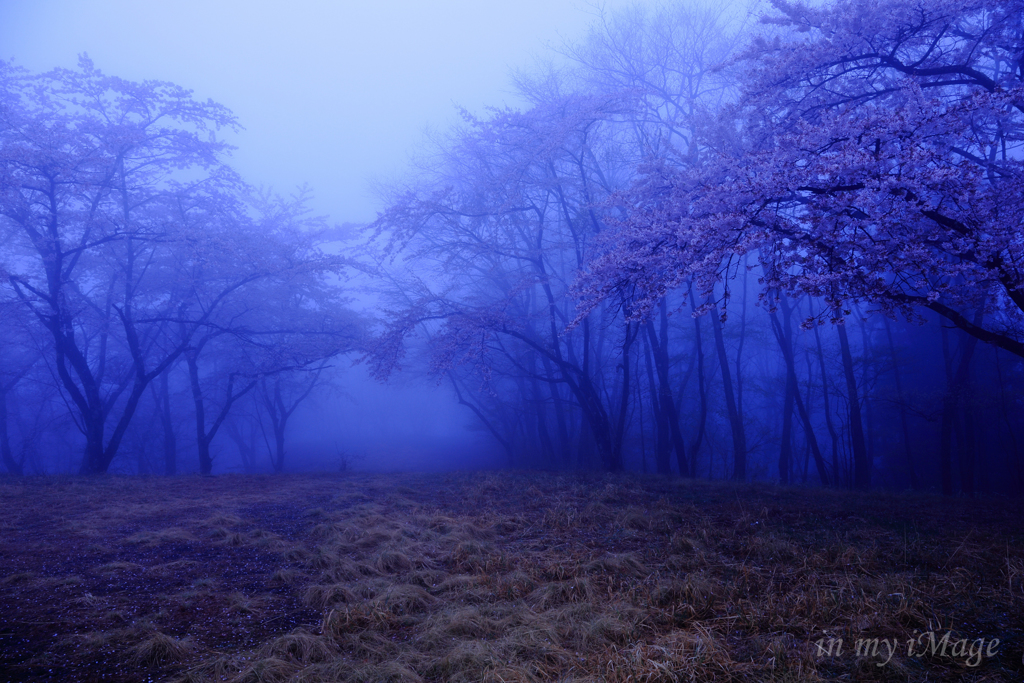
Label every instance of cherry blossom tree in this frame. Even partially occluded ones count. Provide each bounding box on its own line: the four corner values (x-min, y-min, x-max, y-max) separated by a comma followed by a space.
564, 2, 749, 478
369, 93, 634, 470
0, 57, 247, 473
581, 0, 1024, 355
573, 0, 1023, 487
0, 58, 356, 474
370, 6, 749, 475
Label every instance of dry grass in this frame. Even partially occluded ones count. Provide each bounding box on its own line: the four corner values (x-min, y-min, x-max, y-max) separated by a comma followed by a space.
0, 471, 1022, 682
130, 631, 194, 666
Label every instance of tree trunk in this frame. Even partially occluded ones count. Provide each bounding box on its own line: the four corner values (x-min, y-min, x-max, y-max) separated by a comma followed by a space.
635, 346, 649, 473
779, 362, 796, 485
883, 318, 918, 489
660, 300, 689, 476
186, 351, 214, 475
225, 419, 258, 474
564, 361, 617, 472
770, 302, 830, 486
531, 375, 556, 465
939, 316, 981, 495
259, 372, 321, 474
642, 329, 671, 475
540, 354, 572, 467
156, 371, 177, 476
78, 408, 108, 475
450, 373, 514, 466
837, 322, 870, 490
712, 307, 746, 481
855, 313, 877, 480
0, 389, 24, 476
959, 404, 977, 496
813, 321, 842, 487
688, 288, 708, 478
272, 419, 286, 473
187, 344, 256, 476
613, 322, 637, 460
994, 351, 1024, 496
647, 300, 689, 476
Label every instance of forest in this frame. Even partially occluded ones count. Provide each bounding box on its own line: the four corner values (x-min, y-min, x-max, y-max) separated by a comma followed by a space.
1, 1, 1023, 681
4, 0, 1020, 494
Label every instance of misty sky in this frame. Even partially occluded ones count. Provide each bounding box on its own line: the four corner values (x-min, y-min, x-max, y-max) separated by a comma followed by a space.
0, 0, 639, 225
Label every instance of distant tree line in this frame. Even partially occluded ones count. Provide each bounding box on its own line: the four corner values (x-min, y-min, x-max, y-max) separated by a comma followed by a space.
367, 0, 1024, 495
2, 0, 1021, 492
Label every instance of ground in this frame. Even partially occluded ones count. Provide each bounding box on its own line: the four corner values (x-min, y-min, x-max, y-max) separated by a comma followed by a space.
0, 471, 1021, 682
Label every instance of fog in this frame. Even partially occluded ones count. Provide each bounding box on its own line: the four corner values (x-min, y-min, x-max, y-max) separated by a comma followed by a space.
1, 0, 1022, 496
0, 0, 633, 474
1, 0, 628, 223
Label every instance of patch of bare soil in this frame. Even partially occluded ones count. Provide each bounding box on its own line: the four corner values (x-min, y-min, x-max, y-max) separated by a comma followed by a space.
0, 472, 1022, 682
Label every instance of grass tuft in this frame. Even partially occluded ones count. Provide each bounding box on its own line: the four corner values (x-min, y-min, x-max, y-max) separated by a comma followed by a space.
130, 631, 193, 666
302, 583, 356, 609
230, 657, 297, 683
375, 584, 436, 615
374, 549, 413, 574
258, 629, 339, 664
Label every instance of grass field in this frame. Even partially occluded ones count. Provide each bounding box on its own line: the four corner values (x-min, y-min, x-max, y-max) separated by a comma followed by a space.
0, 472, 1022, 682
